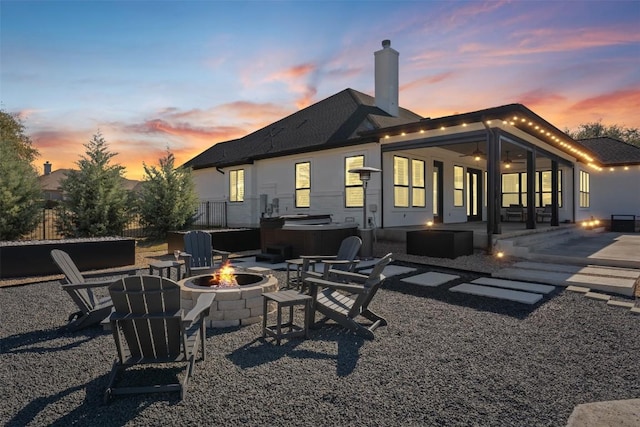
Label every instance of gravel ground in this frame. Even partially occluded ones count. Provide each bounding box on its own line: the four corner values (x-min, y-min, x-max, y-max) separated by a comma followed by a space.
2, 254, 639, 427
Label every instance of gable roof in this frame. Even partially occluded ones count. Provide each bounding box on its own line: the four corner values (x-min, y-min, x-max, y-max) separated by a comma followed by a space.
574, 137, 640, 166
38, 169, 141, 192
183, 88, 422, 170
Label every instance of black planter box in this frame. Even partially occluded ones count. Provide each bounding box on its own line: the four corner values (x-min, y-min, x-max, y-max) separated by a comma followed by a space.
167, 229, 260, 253
406, 230, 474, 259
610, 215, 636, 232
0, 238, 136, 279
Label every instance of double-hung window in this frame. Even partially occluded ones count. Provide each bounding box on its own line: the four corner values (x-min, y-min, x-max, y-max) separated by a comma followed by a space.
393, 156, 425, 207
579, 170, 590, 207
295, 162, 310, 208
345, 155, 364, 207
229, 169, 244, 202
453, 165, 464, 207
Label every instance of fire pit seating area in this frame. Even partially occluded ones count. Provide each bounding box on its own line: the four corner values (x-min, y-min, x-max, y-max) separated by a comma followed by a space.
178, 267, 278, 328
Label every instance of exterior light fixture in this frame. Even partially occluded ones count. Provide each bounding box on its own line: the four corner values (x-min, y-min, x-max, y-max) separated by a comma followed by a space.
426, 220, 433, 227
348, 166, 382, 260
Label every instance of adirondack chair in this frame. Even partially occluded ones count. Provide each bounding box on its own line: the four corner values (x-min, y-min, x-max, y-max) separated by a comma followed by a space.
536, 204, 553, 223
182, 230, 231, 277
505, 204, 525, 222
104, 275, 215, 403
303, 253, 393, 339
51, 249, 136, 331
300, 235, 362, 282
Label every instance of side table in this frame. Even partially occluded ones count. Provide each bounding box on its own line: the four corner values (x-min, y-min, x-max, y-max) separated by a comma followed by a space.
148, 260, 185, 280
262, 290, 313, 345
285, 258, 316, 289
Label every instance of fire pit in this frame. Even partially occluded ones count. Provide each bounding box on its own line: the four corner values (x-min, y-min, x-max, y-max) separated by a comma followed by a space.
178, 267, 278, 328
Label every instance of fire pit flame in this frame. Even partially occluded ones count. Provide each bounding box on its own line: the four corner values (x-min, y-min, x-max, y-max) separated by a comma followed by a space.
208, 262, 238, 288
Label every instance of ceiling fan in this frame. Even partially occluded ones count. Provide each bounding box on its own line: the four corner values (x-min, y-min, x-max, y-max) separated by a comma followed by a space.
502, 150, 525, 168
459, 141, 485, 161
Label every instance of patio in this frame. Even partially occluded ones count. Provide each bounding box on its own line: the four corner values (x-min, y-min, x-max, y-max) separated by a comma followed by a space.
1, 257, 639, 426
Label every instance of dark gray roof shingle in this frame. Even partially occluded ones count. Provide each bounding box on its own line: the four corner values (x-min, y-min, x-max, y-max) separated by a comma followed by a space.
575, 137, 640, 165
183, 88, 422, 169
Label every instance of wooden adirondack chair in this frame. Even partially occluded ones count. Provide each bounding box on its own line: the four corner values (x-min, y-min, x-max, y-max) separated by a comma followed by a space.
182, 230, 231, 277
51, 249, 136, 331
300, 235, 362, 283
303, 253, 393, 339
104, 275, 215, 403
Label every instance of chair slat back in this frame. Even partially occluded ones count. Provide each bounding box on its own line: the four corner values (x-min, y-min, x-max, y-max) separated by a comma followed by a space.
335, 236, 363, 271
184, 231, 213, 268
51, 249, 96, 310
349, 253, 392, 318
109, 276, 182, 359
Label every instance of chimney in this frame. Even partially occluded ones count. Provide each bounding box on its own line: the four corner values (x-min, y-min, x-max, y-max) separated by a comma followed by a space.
44, 161, 52, 175
374, 39, 399, 117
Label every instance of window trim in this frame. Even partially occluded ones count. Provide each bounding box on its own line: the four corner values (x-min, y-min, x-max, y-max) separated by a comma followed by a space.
295, 161, 311, 208
393, 155, 410, 208
453, 165, 464, 207
229, 169, 245, 203
345, 155, 365, 208
411, 158, 426, 208
579, 170, 590, 208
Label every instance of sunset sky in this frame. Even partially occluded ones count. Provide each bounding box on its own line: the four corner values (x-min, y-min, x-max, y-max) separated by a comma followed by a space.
2, 0, 639, 179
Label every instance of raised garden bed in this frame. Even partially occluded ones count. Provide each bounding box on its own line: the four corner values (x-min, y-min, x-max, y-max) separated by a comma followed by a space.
167, 228, 260, 253
0, 237, 136, 279
406, 230, 474, 259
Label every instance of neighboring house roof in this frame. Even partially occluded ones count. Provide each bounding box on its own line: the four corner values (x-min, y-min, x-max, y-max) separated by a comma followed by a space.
183, 88, 423, 170
38, 169, 141, 191
38, 169, 73, 192
574, 137, 640, 166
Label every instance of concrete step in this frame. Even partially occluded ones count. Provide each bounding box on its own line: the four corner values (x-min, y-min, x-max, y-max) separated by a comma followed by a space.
471, 277, 555, 294
512, 262, 640, 279
493, 267, 636, 297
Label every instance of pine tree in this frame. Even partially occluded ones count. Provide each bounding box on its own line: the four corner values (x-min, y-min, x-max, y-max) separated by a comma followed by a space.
56, 132, 130, 237
137, 151, 198, 239
0, 147, 43, 241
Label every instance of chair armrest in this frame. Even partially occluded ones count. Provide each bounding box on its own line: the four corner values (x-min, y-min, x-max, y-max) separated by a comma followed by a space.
304, 276, 366, 294
212, 249, 230, 263
183, 293, 216, 325
300, 255, 337, 260
61, 280, 114, 290
320, 269, 369, 283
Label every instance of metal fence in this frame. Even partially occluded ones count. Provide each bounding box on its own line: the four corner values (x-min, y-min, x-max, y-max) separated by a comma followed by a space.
16, 200, 227, 241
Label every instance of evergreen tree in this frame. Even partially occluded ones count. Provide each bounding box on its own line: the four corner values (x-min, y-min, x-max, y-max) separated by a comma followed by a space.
137, 151, 198, 239
56, 132, 130, 237
0, 110, 39, 162
0, 111, 43, 240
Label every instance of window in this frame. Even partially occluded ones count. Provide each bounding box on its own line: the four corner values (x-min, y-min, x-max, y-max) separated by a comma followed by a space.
393, 156, 425, 208
536, 170, 562, 207
579, 170, 590, 207
229, 169, 244, 202
295, 162, 310, 208
501, 172, 528, 207
345, 155, 364, 207
453, 165, 464, 207
412, 159, 426, 207
393, 156, 409, 207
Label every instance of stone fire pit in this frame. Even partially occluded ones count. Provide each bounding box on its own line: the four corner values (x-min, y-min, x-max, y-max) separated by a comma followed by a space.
178, 272, 278, 328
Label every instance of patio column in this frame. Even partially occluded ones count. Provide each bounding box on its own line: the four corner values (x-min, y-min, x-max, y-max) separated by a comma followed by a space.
486, 127, 501, 240
526, 150, 536, 229
551, 159, 559, 226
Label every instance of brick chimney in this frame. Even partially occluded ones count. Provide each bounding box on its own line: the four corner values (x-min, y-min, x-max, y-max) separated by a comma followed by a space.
44, 161, 52, 175
374, 39, 399, 117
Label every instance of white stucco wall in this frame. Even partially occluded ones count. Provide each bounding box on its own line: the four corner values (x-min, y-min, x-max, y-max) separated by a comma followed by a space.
580, 166, 640, 223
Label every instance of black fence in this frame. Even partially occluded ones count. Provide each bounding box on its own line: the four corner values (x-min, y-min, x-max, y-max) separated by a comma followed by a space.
17, 200, 227, 241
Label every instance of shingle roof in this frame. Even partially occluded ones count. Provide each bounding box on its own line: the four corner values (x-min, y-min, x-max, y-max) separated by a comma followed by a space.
38, 169, 140, 191
574, 137, 640, 165
183, 88, 422, 169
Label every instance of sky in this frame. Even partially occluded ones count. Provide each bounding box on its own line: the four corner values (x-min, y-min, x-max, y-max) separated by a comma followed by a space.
2, 0, 639, 180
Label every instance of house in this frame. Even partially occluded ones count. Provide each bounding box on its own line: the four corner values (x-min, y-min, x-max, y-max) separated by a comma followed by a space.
183, 40, 640, 247
39, 161, 142, 202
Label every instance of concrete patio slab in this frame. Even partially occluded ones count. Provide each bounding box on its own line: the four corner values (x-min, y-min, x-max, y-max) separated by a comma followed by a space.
471, 277, 555, 294
401, 272, 459, 287
513, 261, 640, 279
449, 283, 543, 305
566, 398, 640, 427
